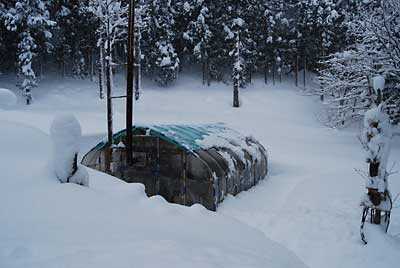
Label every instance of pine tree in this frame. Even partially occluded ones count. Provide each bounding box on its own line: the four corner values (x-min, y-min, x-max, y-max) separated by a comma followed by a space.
52, 1, 98, 79
142, 0, 179, 85
184, 0, 212, 85
2, 0, 55, 104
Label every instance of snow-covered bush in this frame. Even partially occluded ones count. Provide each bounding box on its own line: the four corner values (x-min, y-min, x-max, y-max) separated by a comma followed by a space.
50, 114, 89, 187
0, 88, 17, 107
361, 104, 392, 192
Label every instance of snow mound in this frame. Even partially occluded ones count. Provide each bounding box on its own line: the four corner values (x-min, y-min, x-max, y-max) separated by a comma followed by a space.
0, 88, 17, 107
0, 120, 308, 268
50, 114, 82, 153
50, 114, 88, 186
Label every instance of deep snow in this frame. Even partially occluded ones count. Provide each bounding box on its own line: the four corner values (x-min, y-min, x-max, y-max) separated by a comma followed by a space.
0, 74, 399, 268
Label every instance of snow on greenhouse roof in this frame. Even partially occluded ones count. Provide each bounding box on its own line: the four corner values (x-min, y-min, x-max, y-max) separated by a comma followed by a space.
96, 123, 258, 155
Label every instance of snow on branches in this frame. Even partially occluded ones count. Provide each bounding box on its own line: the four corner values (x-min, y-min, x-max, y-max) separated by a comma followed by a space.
2, 0, 55, 104
317, 0, 400, 127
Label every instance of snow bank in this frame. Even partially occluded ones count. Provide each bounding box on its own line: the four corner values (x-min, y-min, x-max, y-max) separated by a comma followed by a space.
50, 114, 89, 186
0, 120, 307, 268
0, 88, 17, 107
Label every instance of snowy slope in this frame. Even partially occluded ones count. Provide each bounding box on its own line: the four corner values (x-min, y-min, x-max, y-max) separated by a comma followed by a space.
0, 74, 399, 268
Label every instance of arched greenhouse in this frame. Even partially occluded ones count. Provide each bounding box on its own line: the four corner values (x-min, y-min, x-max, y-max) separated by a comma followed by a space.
82, 124, 268, 211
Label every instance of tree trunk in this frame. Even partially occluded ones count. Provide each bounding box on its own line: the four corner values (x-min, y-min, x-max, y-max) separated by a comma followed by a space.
98, 43, 105, 99
39, 56, 43, 80
376, 89, 382, 106
135, 62, 140, 101
201, 47, 206, 85
233, 77, 239, 108
272, 62, 275, 85
206, 56, 210, 86
248, 67, 252, 84
303, 57, 307, 89
90, 51, 94, 82
295, 54, 299, 87
61, 46, 66, 79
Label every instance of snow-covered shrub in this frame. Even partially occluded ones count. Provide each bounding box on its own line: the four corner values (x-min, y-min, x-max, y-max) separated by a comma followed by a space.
50, 114, 89, 187
361, 104, 392, 192
0, 88, 17, 107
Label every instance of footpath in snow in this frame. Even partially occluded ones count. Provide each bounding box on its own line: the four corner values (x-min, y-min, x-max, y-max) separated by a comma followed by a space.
0, 75, 400, 268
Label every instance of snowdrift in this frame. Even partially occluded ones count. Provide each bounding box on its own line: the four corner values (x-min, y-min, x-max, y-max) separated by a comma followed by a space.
0, 88, 17, 108
0, 120, 307, 268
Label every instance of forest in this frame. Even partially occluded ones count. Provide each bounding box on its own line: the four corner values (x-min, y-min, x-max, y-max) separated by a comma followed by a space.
0, 0, 399, 126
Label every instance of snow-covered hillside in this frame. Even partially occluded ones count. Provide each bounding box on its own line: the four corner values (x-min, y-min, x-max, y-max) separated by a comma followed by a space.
0, 75, 399, 268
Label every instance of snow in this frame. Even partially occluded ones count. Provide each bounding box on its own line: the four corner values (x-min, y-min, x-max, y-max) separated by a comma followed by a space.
160, 56, 171, 67
361, 105, 392, 191
0, 76, 310, 267
0, 73, 399, 268
0, 120, 306, 268
50, 114, 89, 186
233, 18, 244, 27
183, 1, 191, 13
0, 88, 17, 107
373, 75, 385, 93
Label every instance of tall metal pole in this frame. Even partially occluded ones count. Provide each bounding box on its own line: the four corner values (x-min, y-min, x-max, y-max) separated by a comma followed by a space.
126, 0, 135, 165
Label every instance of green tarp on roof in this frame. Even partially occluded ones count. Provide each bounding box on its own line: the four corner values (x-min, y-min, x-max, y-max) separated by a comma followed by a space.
96, 123, 233, 152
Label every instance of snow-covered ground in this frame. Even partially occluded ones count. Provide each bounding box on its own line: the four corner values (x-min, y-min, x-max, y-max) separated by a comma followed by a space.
0, 74, 399, 268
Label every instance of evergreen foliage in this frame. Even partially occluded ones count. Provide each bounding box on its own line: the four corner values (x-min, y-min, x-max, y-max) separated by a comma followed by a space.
0, 0, 398, 120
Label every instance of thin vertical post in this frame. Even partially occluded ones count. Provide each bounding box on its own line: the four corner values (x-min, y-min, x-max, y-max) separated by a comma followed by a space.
126, 0, 135, 165
106, 20, 113, 146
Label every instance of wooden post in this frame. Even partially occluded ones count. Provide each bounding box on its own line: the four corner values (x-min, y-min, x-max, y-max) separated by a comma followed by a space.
104, 148, 111, 173
376, 89, 382, 106
182, 152, 187, 205
126, 0, 135, 165
135, 10, 141, 101
105, 17, 113, 173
